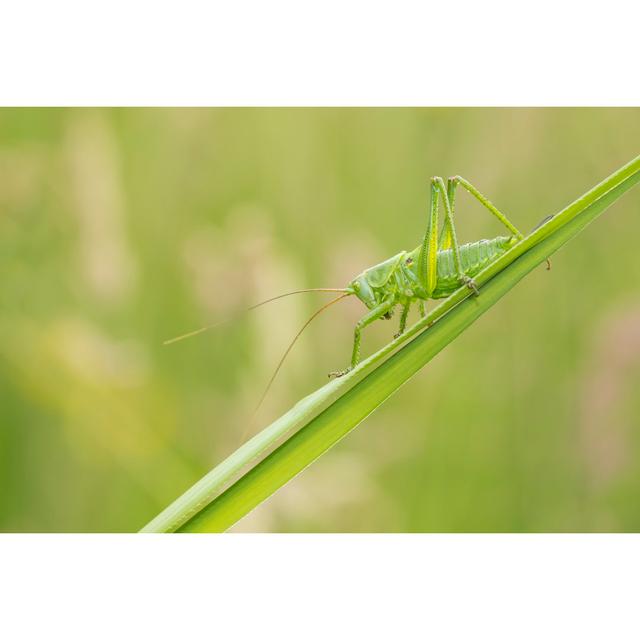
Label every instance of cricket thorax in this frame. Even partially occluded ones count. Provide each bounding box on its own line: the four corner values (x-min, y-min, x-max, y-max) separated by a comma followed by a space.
348, 251, 423, 309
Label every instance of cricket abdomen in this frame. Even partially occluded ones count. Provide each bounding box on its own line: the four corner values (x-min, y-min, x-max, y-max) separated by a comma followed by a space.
431, 236, 515, 298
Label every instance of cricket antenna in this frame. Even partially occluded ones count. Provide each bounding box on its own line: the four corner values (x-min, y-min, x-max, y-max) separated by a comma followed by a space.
163, 288, 350, 345
254, 292, 352, 414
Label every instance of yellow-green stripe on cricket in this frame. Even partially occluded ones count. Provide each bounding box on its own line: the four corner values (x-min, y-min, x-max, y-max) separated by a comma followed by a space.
330, 175, 524, 377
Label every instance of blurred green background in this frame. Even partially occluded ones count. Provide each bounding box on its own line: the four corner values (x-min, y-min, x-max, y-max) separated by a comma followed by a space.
1, 108, 639, 532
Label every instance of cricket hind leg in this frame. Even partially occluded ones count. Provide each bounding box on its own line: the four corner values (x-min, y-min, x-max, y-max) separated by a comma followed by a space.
447, 175, 524, 240
430, 177, 480, 295
447, 175, 528, 291
416, 176, 478, 298
328, 297, 395, 378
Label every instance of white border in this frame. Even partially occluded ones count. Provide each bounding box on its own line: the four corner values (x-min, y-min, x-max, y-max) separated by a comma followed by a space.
1, 534, 638, 639
1, 1, 638, 105
2, 2, 639, 637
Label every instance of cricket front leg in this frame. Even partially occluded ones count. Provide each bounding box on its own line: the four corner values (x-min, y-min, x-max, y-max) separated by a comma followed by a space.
328, 298, 395, 378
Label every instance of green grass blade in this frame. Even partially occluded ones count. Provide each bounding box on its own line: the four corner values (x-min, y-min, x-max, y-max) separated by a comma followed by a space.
141, 154, 640, 533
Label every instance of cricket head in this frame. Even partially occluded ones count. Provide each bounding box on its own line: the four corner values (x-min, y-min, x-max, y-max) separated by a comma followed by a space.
347, 275, 376, 309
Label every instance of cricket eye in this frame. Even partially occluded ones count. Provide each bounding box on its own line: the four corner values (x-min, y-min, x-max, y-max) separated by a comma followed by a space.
352, 281, 360, 292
